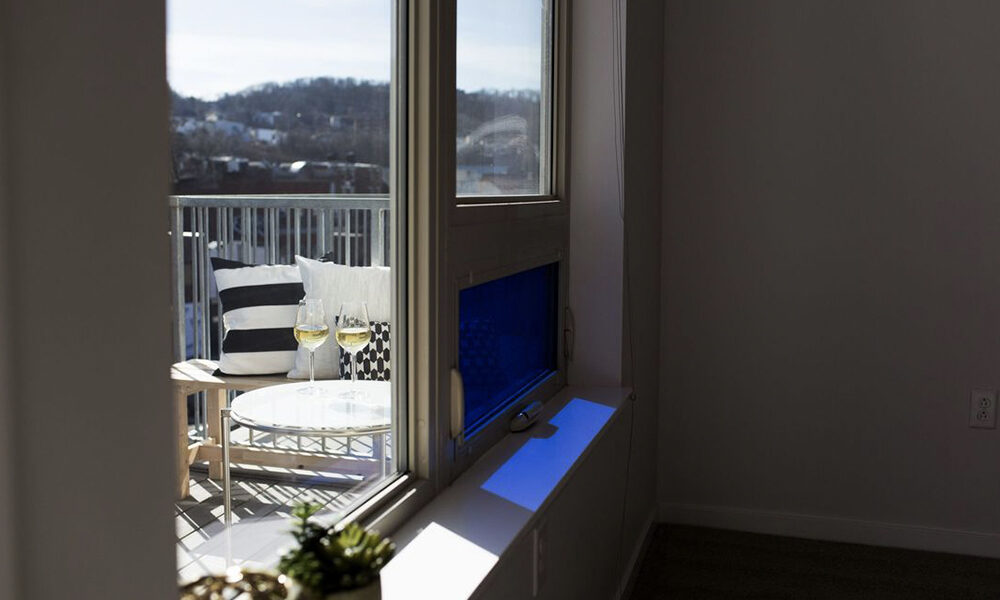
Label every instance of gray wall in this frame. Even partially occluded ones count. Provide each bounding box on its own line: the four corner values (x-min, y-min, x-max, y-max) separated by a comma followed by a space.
620, 0, 664, 585
660, 0, 1000, 556
1, 0, 176, 597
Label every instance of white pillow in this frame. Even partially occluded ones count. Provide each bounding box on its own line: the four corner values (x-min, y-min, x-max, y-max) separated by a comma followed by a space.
287, 256, 391, 379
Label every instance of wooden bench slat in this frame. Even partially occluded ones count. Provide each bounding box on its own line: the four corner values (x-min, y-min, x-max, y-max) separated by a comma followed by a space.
171, 359, 295, 392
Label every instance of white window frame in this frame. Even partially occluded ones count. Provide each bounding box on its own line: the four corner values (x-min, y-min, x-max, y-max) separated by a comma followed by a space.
346, 0, 571, 531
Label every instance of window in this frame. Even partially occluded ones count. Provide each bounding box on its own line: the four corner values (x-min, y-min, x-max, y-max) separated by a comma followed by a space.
459, 262, 559, 434
168, 0, 406, 578
167, 0, 568, 569
456, 0, 554, 198
443, 0, 567, 478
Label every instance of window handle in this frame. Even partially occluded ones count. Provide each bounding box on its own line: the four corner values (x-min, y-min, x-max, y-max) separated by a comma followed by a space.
510, 400, 543, 432
450, 367, 465, 444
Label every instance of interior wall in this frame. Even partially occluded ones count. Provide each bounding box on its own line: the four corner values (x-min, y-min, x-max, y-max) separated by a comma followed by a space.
619, 0, 664, 585
660, 0, 1000, 556
0, 3, 15, 595
567, 0, 624, 387
565, 0, 663, 592
3, 0, 176, 597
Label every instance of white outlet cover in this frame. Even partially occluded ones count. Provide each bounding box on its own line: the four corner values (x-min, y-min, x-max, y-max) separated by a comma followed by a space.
969, 390, 997, 429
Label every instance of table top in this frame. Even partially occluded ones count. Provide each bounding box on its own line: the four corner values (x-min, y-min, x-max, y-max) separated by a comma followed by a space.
229, 380, 391, 435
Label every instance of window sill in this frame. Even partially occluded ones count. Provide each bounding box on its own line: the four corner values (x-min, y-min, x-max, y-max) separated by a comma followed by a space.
378, 385, 631, 600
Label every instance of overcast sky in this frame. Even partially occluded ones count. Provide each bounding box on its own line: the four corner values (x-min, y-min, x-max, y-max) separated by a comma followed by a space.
168, 0, 543, 100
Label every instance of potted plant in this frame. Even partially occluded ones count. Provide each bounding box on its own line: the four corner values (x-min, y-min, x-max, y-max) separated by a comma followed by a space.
278, 502, 395, 600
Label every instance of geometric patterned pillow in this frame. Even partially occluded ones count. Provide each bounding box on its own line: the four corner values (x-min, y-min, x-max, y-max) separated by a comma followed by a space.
339, 321, 390, 381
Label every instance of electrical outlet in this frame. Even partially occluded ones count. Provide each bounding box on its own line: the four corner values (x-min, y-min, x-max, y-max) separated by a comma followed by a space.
969, 390, 997, 429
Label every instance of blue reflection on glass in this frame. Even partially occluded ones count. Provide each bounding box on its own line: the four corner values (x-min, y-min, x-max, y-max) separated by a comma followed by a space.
480, 398, 615, 511
459, 263, 558, 432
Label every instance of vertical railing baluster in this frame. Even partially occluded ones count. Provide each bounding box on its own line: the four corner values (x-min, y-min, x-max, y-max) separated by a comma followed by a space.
265, 207, 272, 264
318, 209, 326, 257
190, 207, 203, 439
191, 207, 201, 359
215, 206, 224, 358
269, 207, 277, 264
200, 206, 212, 439
345, 209, 352, 266
200, 207, 211, 359
170, 204, 185, 363
227, 207, 234, 259
241, 207, 251, 263
294, 208, 301, 258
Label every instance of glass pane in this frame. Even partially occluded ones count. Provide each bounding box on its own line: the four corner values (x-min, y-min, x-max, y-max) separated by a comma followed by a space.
168, 0, 403, 581
459, 263, 558, 432
168, 0, 391, 196
456, 0, 552, 197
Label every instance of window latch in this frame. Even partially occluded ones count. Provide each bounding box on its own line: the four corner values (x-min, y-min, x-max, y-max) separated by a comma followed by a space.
509, 400, 543, 432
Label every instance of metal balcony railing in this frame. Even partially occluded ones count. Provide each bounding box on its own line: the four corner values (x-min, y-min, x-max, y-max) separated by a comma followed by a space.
169, 194, 391, 366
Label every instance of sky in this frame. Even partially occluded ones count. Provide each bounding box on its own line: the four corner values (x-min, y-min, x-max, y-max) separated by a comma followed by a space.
167, 0, 544, 100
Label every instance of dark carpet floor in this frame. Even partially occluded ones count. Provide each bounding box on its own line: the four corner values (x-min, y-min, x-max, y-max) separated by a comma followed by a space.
629, 525, 1000, 600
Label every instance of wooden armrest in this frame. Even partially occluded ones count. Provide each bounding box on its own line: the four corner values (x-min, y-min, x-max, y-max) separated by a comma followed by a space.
171, 359, 293, 394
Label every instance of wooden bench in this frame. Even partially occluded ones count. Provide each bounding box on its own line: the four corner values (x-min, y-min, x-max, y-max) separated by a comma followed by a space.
172, 359, 291, 498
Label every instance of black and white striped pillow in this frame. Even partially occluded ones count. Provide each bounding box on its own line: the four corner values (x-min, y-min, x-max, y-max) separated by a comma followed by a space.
339, 321, 391, 381
211, 258, 304, 375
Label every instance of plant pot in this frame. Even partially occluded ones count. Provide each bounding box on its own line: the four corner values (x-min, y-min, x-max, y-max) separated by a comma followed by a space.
287, 578, 381, 600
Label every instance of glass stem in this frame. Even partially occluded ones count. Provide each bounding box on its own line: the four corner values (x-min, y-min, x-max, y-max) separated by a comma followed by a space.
309, 350, 315, 384
351, 353, 358, 382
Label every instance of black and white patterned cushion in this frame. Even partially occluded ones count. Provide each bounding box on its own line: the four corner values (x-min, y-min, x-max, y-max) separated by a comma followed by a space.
339, 321, 391, 381
211, 257, 304, 375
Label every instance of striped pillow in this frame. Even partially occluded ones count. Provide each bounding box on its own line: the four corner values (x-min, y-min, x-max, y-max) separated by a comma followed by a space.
211, 258, 304, 375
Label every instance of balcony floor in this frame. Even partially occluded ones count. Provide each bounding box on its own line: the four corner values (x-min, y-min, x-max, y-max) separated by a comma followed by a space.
176, 430, 379, 583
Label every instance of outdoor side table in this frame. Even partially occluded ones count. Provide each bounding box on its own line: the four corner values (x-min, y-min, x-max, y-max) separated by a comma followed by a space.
220, 380, 392, 527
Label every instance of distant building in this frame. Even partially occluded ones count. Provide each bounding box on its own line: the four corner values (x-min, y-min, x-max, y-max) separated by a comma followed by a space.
250, 128, 283, 145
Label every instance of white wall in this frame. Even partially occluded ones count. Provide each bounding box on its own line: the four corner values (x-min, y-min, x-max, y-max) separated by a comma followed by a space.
0, 14, 15, 597
660, 0, 1000, 556
1, 0, 176, 597
567, 0, 624, 387
619, 0, 663, 587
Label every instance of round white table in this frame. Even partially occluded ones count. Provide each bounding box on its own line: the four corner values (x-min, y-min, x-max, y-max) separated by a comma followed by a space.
220, 380, 391, 526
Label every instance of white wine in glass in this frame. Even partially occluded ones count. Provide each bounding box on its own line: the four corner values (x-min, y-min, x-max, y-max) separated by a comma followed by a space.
336, 301, 371, 397
295, 298, 329, 393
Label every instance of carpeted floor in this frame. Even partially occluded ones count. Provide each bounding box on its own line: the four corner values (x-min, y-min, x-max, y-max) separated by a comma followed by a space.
629, 525, 1000, 599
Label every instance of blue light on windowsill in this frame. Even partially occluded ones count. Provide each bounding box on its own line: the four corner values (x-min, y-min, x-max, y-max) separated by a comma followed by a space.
480, 398, 616, 512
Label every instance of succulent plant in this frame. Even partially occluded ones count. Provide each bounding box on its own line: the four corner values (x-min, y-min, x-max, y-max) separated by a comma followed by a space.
278, 502, 395, 596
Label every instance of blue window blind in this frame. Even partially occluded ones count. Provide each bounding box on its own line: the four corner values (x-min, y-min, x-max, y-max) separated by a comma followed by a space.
459, 263, 558, 432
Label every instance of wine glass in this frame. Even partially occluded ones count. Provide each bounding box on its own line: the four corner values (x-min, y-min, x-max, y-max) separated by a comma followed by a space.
335, 301, 371, 398
294, 298, 329, 394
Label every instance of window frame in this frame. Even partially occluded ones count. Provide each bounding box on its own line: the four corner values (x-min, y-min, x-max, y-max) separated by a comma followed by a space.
454, 0, 558, 202
352, 0, 571, 527
441, 0, 570, 482
166, 0, 412, 525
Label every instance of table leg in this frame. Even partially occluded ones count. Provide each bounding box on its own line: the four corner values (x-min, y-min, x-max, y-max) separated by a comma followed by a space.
175, 386, 190, 499
381, 433, 389, 478
207, 388, 225, 479
371, 433, 388, 479
222, 408, 233, 530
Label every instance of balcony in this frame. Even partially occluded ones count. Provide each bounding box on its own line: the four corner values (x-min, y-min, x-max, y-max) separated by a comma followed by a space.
169, 194, 391, 580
